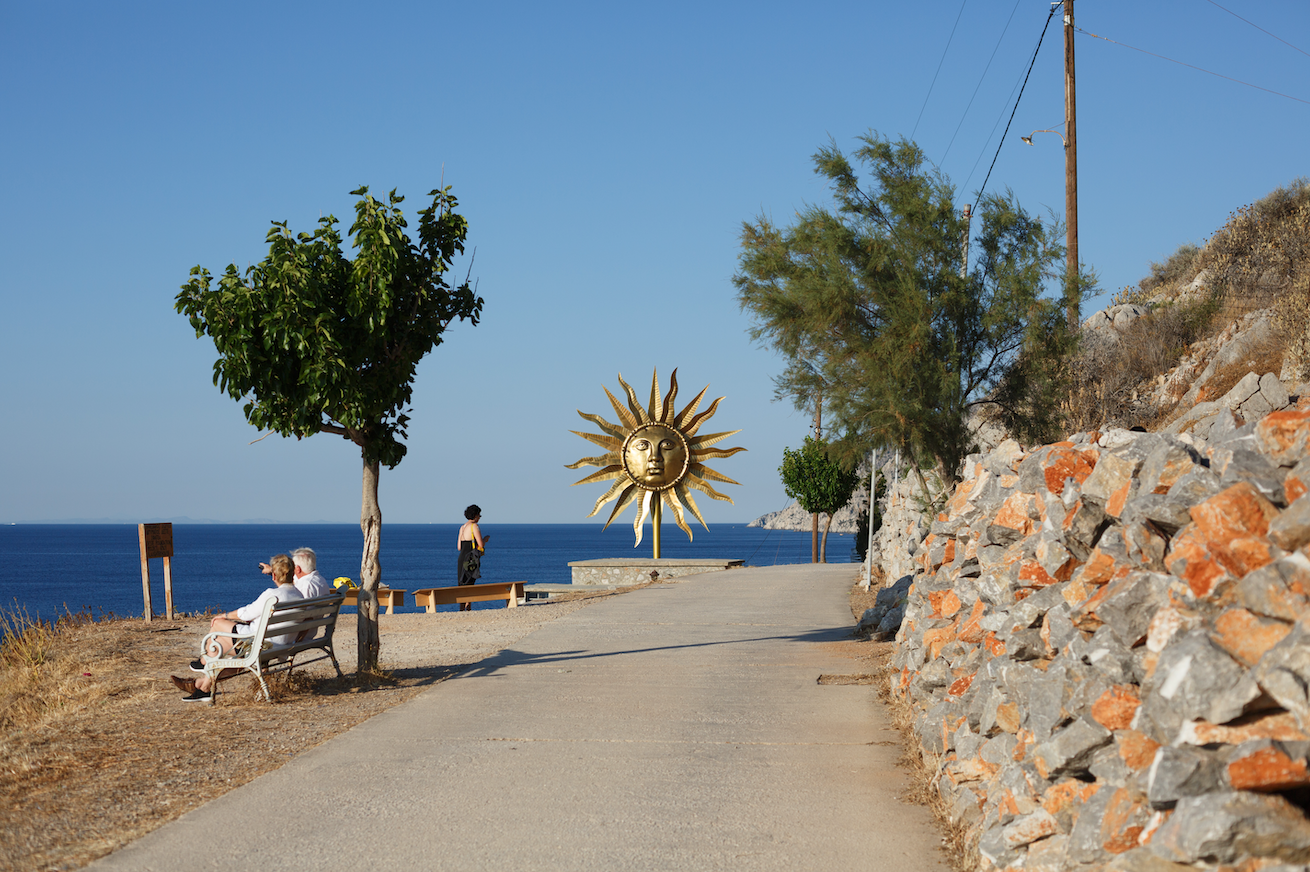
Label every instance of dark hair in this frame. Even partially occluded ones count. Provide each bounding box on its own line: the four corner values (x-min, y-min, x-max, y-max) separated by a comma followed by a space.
464, 505, 481, 520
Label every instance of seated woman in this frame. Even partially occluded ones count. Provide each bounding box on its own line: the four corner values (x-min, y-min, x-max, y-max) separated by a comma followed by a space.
171, 553, 304, 702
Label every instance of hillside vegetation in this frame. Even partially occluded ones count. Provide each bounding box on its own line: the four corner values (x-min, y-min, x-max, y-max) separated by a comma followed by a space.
1061, 178, 1310, 435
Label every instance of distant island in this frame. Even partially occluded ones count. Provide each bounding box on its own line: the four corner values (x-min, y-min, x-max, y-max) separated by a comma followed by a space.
747, 501, 857, 533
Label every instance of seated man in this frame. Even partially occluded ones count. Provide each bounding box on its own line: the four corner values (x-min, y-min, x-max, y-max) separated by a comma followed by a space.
290, 546, 332, 598
171, 553, 304, 702
257, 546, 332, 598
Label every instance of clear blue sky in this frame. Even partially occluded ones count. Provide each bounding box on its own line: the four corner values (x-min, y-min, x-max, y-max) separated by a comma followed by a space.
3, 1, 1308, 526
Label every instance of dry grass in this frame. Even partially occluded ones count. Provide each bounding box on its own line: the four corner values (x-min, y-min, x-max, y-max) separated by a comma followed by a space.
833, 584, 973, 871
1196, 333, 1286, 404
1, 607, 113, 736
0, 593, 619, 872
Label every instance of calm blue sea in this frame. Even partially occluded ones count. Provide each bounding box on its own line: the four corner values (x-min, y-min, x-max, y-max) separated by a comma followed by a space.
0, 523, 853, 623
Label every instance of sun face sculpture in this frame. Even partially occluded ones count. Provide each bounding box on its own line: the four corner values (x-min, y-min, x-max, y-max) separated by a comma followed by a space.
568, 368, 745, 553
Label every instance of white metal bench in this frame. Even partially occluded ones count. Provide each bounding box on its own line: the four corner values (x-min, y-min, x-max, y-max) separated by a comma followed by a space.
198, 591, 345, 705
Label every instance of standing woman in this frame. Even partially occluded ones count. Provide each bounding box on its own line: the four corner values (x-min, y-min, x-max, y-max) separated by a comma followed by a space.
456, 505, 489, 611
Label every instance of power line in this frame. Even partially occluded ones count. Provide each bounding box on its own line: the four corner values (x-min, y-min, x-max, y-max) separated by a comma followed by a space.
973, 5, 1059, 207
940, 0, 1023, 166
1204, 0, 1310, 61
911, 0, 969, 142
1077, 26, 1310, 107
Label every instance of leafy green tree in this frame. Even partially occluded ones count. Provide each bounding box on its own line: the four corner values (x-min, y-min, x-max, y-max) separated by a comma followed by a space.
176, 185, 482, 671
779, 437, 861, 563
737, 133, 1081, 502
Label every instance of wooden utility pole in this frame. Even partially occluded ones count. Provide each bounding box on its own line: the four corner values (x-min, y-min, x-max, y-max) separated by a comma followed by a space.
811, 393, 822, 564
960, 203, 972, 279
1064, 0, 1080, 329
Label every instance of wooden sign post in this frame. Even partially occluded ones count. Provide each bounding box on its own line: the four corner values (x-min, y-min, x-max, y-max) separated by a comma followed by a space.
138, 523, 175, 621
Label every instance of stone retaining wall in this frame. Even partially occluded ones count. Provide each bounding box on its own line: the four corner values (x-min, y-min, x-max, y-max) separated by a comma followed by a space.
881, 411, 1310, 871
568, 558, 744, 586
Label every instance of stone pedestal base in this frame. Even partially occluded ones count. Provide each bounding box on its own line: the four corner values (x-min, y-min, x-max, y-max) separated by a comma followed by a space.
567, 558, 744, 587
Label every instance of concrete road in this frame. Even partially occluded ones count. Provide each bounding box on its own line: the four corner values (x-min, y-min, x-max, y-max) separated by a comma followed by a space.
90, 563, 948, 871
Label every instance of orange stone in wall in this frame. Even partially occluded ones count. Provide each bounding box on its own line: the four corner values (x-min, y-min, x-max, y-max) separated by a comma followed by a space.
1227, 746, 1310, 792
1091, 685, 1141, 731
1099, 788, 1152, 854
1212, 608, 1293, 667
1042, 446, 1097, 495
1116, 730, 1161, 771
1256, 408, 1310, 465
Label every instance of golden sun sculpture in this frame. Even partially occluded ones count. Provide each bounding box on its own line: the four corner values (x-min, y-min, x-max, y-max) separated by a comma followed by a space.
567, 369, 746, 558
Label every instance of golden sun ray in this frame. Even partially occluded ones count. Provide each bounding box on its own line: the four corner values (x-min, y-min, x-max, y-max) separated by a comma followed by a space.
568, 368, 746, 555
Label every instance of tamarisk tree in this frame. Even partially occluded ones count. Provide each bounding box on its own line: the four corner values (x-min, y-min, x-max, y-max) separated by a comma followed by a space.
176, 185, 482, 671
737, 133, 1080, 500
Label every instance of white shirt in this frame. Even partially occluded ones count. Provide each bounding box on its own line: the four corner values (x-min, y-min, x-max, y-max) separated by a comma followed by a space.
234, 584, 304, 647
294, 569, 332, 599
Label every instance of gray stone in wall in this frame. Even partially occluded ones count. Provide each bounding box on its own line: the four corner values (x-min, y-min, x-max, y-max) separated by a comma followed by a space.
1063, 498, 1108, 560
916, 701, 956, 754
1006, 628, 1045, 661
1226, 371, 1266, 410
856, 574, 912, 635
1088, 740, 1131, 786
978, 822, 1021, 870
1209, 444, 1286, 504
1119, 492, 1192, 535
1148, 791, 1310, 865
917, 657, 951, 693
1165, 467, 1226, 506
1270, 494, 1310, 551
1146, 744, 1226, 808
1082, 450, 1144, 510
979, 732, 1018, 767
1138, 629, 1261, 743
1015, 665, 1074, 743
1064, 780, 1118, 865
1240, 554, 1310, 621
1254, 621, 1310, 731
1096, 572, 1171, 649
1043, 603, 1080, 656
1137, 439, 1204, 497
1075, 627, 1140, 686
1104, 848, 1210, 871
1032, 715, 1112, 778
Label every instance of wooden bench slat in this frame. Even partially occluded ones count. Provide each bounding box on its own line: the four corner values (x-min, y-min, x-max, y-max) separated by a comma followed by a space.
412, 582, 526, 612
338, 588, 407, 614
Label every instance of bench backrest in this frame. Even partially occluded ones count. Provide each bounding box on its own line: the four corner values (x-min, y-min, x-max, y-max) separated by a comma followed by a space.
271, 592, 344, 646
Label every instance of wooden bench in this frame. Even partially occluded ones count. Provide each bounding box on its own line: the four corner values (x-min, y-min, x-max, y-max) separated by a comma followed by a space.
339, 587, 407, 614
413, 582, 527, 612
198, 591, 345, 705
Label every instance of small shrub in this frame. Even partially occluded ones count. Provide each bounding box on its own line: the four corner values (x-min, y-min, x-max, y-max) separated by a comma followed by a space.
1143, 243, 1203, 295
1111, 243, 1203, 307
1064, 296, 1220, 432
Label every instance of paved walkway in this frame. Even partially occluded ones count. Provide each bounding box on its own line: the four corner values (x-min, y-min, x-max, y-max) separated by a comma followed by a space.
90, 564, 947, 871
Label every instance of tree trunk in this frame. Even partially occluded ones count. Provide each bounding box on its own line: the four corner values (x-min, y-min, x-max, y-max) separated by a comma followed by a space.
811, 512, 819, 563
357, 457, 382, 672
820, 513, 833, 563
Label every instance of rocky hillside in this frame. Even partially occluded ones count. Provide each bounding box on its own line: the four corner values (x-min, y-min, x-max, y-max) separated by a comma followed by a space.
748, 499, 859, 533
